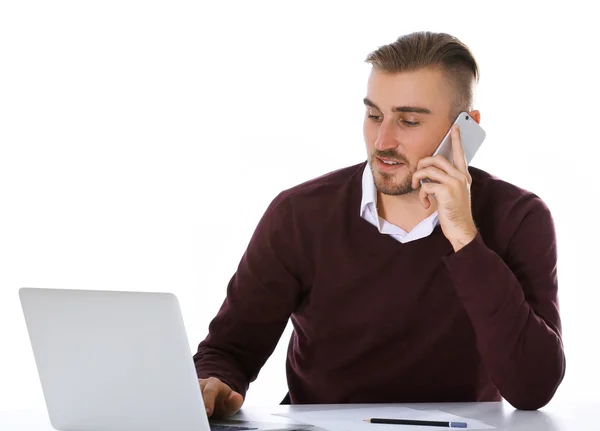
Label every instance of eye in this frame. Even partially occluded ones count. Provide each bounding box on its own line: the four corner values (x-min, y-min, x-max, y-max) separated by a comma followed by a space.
402, 120, 419, 127
367, 114, 383, 122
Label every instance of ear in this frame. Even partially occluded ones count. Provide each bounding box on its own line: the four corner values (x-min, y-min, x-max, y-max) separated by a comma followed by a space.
468, 110, 481, 124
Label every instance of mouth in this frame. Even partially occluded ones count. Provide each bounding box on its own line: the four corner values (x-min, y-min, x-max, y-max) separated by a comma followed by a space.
375, 157, 405, 171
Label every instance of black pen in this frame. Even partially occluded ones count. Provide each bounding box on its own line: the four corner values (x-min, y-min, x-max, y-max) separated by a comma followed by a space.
365, 418, 468, 428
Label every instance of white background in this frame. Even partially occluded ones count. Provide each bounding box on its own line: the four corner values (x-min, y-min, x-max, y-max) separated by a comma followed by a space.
1, 0, 598, 412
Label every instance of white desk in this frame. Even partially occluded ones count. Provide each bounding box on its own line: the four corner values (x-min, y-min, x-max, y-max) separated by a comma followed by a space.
1, 401, 596, 430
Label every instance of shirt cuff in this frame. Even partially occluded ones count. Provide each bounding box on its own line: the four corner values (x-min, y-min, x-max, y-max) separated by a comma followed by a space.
443, 232, 495, 291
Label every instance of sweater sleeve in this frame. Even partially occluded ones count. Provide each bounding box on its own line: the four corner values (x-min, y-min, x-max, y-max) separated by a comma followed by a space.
443, 195, 565, 410
193, 193, 305, 398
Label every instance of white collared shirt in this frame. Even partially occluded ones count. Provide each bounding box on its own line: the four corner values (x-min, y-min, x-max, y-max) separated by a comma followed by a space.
360, 164, 440, 243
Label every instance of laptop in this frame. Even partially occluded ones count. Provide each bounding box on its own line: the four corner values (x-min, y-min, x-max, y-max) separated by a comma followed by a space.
19, 287, 310, 431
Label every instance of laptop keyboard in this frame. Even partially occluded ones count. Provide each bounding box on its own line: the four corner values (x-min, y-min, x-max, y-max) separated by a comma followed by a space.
210, 425, 259, 431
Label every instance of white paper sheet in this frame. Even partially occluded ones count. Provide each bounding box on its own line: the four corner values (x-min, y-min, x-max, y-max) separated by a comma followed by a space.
275, 406, 495, 430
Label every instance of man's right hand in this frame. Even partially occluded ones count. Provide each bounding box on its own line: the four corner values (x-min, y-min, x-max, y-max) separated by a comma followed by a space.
199, 377, 244, 419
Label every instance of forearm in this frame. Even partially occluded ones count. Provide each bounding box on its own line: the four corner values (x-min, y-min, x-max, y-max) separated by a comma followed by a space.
193, 289, 295, 398
444, 234, 565, 410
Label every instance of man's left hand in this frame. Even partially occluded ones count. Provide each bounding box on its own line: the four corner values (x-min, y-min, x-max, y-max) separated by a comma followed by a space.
411, 124, 478, 252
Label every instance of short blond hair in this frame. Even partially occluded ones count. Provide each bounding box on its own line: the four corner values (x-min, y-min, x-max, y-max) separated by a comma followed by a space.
365, 31, 479, 120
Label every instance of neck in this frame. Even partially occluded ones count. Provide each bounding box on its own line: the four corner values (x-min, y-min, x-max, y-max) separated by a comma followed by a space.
377, 189, 438, 232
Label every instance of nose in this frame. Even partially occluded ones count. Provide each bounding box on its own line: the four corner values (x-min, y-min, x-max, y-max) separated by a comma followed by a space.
374, 121, 399, 152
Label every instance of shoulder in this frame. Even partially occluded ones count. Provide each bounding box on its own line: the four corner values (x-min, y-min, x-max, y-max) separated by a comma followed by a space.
469, 166, 554, 251
254, 162, 365, 264
269, 161, 366, 212
470, 166, 550, 213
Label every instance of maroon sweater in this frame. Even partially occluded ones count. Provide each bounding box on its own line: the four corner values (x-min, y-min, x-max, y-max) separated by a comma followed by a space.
194, 162, 565, 410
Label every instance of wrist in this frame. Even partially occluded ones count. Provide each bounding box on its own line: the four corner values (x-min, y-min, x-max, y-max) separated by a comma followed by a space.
451, 226, 478, 252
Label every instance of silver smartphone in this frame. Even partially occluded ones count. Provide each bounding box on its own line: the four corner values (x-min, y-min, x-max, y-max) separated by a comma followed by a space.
421, 112, 486, 185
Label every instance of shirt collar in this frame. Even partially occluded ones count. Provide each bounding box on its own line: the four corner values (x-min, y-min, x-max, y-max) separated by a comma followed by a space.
360, 164, 377, 217
359, 163, 439, 232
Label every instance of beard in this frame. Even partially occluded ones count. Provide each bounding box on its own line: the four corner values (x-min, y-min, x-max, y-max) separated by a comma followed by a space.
369, 150, 416, 196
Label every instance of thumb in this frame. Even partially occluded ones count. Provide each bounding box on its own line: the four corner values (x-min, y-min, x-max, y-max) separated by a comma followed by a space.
224, 391, 244, 414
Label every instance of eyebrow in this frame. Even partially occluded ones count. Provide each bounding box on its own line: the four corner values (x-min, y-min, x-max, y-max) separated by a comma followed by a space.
363, 97, 433, 115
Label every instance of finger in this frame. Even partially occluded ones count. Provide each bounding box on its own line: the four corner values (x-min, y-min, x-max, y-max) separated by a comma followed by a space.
417, 154, 459, 177
412, 166, 455, 189
451, 124, 468, 174
199, 379, 207, 391
213, 394, 228, 419
418, 185, 430, 209
418, 182, 435, 209
419, 182, 442, 209
212, 384, 235, 419
202, 381, 222, 416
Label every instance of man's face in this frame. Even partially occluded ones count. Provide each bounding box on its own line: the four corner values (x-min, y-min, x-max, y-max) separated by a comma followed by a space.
363, 67, 455, 196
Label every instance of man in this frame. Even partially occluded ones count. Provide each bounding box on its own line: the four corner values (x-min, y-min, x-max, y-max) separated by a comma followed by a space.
193, 31, 565, 418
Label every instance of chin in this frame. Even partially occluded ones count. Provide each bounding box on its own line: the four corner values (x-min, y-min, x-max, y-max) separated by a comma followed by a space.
375, 179, 416, 196
374, 173, 414, 196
